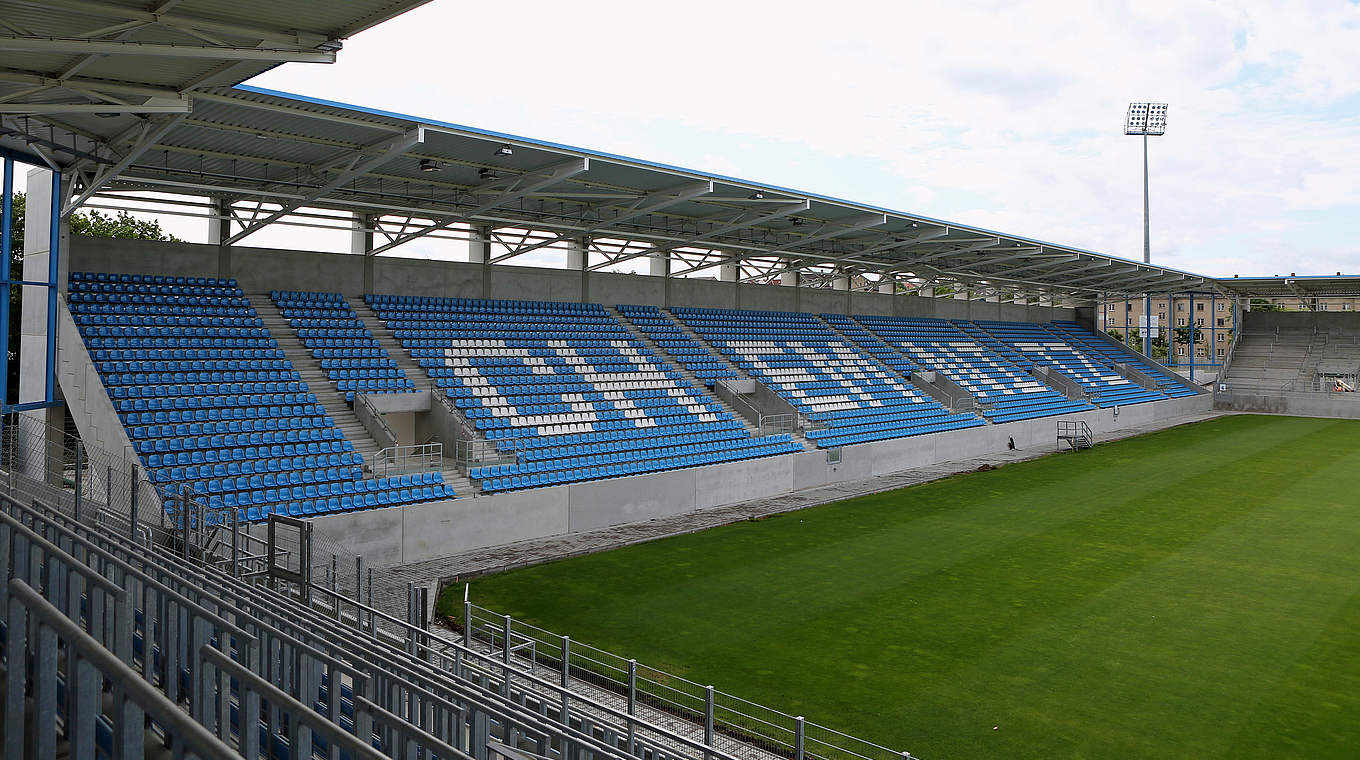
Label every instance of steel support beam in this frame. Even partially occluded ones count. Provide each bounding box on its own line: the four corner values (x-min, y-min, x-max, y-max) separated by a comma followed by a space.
368, 157, 589, 256
0, 36, 336, 62
225, 128, 424, 245
63, 113, 186, 214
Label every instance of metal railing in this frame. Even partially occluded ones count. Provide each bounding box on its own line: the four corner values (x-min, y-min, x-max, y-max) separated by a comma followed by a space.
356, 391, 399, 449
375, 441, 444, 477
757, 413, 796, 436
454, 436, 522, 469
459, 600, 918, 760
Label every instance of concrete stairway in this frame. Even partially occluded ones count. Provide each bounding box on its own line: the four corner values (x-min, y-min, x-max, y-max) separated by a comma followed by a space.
661, 308, 753, 380
250, 294, 385, 476
352, 300, 434, 391
351, 299, 478, 495
609, 307, 763, 438
814, 315, 916, 382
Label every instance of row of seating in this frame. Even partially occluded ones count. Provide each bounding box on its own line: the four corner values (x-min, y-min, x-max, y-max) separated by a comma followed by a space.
73, 273, 452, 520
854, 315, 1096, 423
272, 290, 418, 403
673, 307, 967, 448
369, 293, 800, 492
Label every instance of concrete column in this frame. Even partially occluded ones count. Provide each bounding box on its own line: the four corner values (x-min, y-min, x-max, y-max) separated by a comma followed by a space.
566, 237, 587, 271
568, 236, 589, 302
918, 286, 935, 298
350, 212, 375, 295
208, 196, 233, 279
650, 253, 672, 307
832, 274, 850, 291
468, 224, 491, 299
780, 269, 799, 287
878, 280, 895, 295
719, 262, 739, 282
18, 167, 68, 483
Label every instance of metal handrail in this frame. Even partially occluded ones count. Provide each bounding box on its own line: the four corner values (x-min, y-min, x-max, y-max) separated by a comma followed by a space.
375, 441, 444, 477
461, 600, 916, 760
355, 392, 399, 448
8, 579, 241, 760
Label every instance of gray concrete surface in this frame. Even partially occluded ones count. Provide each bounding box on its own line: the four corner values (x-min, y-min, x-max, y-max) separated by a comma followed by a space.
399, 408, 1223, 583
311, 394, 1213, 567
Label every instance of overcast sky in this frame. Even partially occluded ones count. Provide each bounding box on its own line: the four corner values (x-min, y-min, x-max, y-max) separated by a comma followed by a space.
29, 0, 1360, 278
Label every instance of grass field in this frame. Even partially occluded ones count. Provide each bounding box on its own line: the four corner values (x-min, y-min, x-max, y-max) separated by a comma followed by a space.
438, 415, 1360, 759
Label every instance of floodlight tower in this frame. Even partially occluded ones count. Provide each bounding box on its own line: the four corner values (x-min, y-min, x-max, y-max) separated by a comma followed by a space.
1125, 102, 1167, 361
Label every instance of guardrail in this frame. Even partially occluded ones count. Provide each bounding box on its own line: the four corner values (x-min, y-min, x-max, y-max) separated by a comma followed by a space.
460, 600, 918, 760
375, 442, 444, 477
453, 437, 522, 470
355, 392, 399, 449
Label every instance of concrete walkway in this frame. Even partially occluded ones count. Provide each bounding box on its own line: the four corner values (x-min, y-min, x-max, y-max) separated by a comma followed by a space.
393, 410, 1224, 584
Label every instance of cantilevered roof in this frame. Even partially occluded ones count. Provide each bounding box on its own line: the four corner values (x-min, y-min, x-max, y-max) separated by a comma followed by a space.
1, 4, 1225, 301
0, 0, 429, 127
1217, 275, 1360, 299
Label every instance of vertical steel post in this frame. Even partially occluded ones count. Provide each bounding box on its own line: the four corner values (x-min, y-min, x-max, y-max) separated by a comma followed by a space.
704, 684, 715, 755
463, 599, 472, 647
626, 658, 637, 751
1, 156, 12, 412
1142, 132, 1152, 361
46, 170, 60, 405
559, 635, 570, 722
1211, 292, 1218, 373
795, 716, 806, 760
128, 463, 139, 541
1189, 291, 1196, 381
73, 444, 83, 521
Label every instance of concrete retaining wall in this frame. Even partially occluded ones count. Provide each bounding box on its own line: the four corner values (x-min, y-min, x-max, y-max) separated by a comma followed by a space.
68, 237, 1079, 321
313, 393, 1213, 567
1214, 389, 1360, 419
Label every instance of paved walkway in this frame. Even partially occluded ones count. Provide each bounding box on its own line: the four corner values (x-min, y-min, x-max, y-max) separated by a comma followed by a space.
392, 410, 1223, 584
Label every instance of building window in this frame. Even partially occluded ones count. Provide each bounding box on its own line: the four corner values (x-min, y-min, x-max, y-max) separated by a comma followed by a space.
1346, 304, 1354, 311
1196, 303, 1204, 311
1177, 303, 1185, 311
1196, 318, 1204, 326
1178, 318, 1187, 326
1318, 303, 1329, 311
1217, 318, 1226, 326
1217, 347, 1225, 357
1158, 311, 1166, 320
1217, 302, 1226, 311
1177, 347, 1186, 356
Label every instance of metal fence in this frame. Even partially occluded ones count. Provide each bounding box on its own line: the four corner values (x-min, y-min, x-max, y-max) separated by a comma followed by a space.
459, 601, 917, 760
375, 441, 445, 477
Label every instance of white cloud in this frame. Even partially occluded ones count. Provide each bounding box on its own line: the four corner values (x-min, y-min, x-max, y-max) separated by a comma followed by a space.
231, 0, 1360, 277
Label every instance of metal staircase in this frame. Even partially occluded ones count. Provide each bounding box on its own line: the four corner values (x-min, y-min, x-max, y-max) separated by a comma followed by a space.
1056, 419, 1094, 451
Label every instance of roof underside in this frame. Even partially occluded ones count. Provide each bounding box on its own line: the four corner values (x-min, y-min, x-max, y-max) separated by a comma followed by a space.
0, 2, 1235, 301
1218, 276, 1360, 299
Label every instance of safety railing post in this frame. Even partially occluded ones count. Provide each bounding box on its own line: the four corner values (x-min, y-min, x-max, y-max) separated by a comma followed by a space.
73, 444, 83, 521
463, 599, 472, 647
704, 685, 715, 756
795, 716, 805, 760
627, 658, 637, 752
560, 635, 570, 722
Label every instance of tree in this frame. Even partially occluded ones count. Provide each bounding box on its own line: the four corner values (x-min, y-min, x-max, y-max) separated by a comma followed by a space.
69, 208, 181, 242
1106, 329, 1126, 343
1174, 324, 1203, 346
1250, 298, 1286, 312
4, 193, 181, 403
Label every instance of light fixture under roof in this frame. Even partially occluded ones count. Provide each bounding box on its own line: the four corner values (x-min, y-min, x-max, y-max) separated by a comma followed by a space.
478, 167, 499, 181
1124, 102, 1168, 136
495, 144, 514, 157
418, 158, 441, 173
749, 191, 764, 200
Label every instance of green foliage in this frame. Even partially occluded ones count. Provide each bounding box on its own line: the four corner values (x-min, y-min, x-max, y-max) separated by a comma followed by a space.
451, 416, 1360, 759
1250, 298, 1287, 312
68, 208, 181, 242
4, 192, 179, 402
1174, 324, 1203, 346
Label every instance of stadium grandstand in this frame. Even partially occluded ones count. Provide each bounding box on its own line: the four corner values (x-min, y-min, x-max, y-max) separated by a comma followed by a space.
1, 1, 1357, 759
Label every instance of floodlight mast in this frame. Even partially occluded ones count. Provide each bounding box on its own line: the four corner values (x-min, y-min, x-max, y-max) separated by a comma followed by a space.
1125, 102, 1168, 361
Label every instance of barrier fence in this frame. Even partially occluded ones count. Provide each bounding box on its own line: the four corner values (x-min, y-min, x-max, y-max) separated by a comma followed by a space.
461, 601, 916, 760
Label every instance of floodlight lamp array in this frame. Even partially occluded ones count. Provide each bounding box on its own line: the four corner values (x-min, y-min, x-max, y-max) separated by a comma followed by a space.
1125, 102, 1169, 136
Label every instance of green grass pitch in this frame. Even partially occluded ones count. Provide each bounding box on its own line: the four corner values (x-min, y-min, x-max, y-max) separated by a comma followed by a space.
439, 415, 1360, 759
